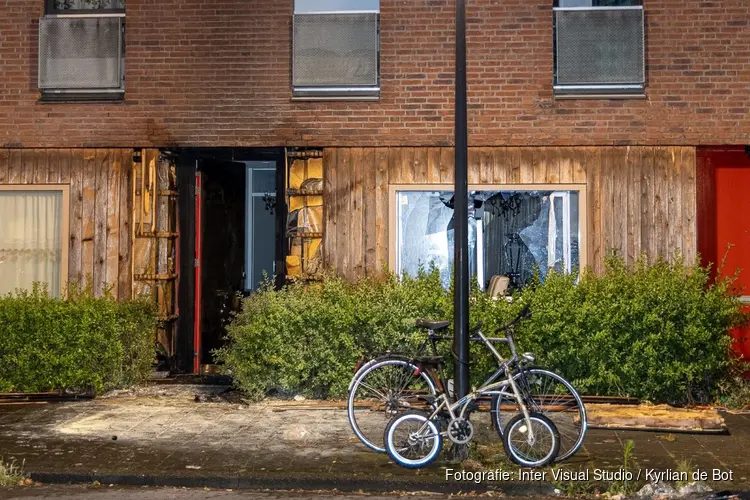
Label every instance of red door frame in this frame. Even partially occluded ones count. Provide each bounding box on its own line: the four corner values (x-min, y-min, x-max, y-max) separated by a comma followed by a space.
193, 171, 203, 374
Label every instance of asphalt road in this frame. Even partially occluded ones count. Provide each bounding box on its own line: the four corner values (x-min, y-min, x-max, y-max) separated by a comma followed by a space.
0, 486, 549, 500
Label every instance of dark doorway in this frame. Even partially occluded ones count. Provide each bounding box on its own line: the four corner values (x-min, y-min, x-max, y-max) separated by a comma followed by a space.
198, 160, 247, 365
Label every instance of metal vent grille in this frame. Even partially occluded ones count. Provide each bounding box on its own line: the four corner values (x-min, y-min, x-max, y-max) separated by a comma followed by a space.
39, 16, 123, 90
555, 8, 644, 86
293, 13, 378, 87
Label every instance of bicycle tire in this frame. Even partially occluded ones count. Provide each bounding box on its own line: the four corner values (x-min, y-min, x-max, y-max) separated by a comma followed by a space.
347, 358, 438, 453
491, 367, 586, 462
502, 412, 559, 468
384, 410, 443, 468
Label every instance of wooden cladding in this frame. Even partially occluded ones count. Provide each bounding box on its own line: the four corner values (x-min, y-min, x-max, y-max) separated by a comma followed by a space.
323, 146, 697, 279
0, 148, 133, 298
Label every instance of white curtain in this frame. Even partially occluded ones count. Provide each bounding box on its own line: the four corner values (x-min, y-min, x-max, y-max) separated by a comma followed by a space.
0, 192, 63, 297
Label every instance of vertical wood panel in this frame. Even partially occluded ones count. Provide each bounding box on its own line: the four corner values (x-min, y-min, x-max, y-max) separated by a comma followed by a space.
479, 148, 493, 185
520, 148, 533, 184
532, 148, 545, 184
401, 147, 415, 184
414, 148, 428, 183
118, 149, 132, 300
545, 147, 560, 184
439, 147, 454, 184
600, 147, 615, 259
492, 147, 508, 184
427, 148, 441, 184
7, 150, 21, 183
668, 147, 683, 260
81, 150, 97, 288
586, 148, 602, 274
654, 148, 670, 260
323, 148, 337, 271
337, 148, 352, 278
641, 147, 655, 263
612, 148, 628, 259
375, 148, 389, 272
363, 148, 377, 276
626, 147, 642, 265
21, 149, 35, 184
106, 150, 122, 297
681, 147, 697, 263
69, 151, 84, 287
509, 147, 521, 184
34, 150, 49, 184
559, 148, 574, 184
573, 149, 588, 184
468, 148, 481, 184
350, 148, 364, 279
93, 149, 110, 295
0, 149, 8, 183
389, 147, 403, 184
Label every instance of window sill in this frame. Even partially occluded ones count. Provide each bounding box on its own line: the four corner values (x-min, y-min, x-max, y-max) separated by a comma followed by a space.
39, 91, 125, 103
554, 85, 645, 100
292, 87, 380, 102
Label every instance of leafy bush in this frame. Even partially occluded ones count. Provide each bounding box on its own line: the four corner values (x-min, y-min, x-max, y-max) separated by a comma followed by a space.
0, 283, 157, 393
515, 255, 745, 404
218, 255, 745, 404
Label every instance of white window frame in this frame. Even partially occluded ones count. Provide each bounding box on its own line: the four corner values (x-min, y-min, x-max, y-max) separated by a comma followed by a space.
388, 184, 588, 285
0, 185, 70, 297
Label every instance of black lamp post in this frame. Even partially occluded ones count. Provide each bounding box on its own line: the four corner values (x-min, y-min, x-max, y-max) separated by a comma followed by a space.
453, 0, 470, 409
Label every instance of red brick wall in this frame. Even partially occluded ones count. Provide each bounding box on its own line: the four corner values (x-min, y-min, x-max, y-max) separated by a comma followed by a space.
1, 0, 749, 148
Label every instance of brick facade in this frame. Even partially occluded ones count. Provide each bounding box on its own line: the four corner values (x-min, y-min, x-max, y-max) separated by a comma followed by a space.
1, 0, 749, 148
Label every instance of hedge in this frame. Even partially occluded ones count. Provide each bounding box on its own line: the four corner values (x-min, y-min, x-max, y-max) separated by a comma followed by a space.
0, 283, 157, 393
217, 255, 746, 405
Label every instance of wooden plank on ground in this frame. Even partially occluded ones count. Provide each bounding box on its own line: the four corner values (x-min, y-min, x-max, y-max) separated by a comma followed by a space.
374, 148, 389, 273
681, 147, 697, 264
118, 149, 132, 300
587, 404, 726, 433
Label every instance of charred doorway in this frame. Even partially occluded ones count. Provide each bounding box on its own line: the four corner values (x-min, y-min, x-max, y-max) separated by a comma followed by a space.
177, 149, 284, 374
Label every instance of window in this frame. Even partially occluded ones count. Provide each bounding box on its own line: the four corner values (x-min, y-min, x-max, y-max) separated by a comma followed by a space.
39, 0, 126, 101
0, 187, 70, 298
391, 186, 586, 290
292, 0, 380, 100
553, 0, 645, 97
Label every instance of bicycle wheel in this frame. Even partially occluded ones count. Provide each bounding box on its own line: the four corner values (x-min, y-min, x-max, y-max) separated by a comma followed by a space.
502, 412, 559, 467
348, 358, 437, 452
384, 411, 443, 468
491, 368, 587, 462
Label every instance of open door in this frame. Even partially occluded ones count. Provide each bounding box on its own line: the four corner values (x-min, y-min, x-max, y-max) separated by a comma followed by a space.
195, 160, 247, 371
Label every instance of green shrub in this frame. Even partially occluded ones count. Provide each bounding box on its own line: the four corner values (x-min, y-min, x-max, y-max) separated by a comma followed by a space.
0, 283, 157, 394
218, 255, 745, 404
516, 255, 745, 404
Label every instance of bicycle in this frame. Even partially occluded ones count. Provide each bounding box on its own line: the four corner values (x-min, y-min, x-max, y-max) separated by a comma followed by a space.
383, 305, 562, 468
347, 306, 587, 461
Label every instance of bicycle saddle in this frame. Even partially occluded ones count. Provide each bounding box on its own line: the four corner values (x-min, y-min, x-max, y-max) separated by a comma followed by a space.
415, 319, 450, 331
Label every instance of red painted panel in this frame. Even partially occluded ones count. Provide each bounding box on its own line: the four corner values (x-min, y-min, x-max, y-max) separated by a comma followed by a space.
712, 149, 750, 363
